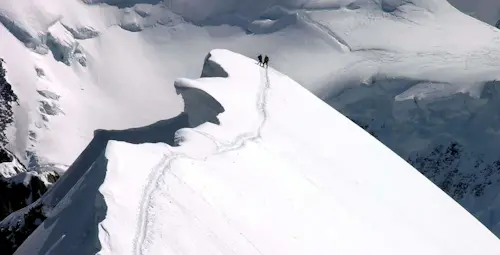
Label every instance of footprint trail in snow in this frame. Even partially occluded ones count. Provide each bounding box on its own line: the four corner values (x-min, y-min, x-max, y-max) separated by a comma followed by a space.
132, 67, 271, 255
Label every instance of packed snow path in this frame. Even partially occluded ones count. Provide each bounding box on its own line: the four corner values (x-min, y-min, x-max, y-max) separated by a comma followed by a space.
133, 67, 271, 255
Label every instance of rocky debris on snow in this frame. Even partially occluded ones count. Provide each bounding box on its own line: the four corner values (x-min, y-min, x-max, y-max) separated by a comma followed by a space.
61, 23, 100, 40
46, 21, 87, 66
38, 100, 63, 116
37, 90, 60, 101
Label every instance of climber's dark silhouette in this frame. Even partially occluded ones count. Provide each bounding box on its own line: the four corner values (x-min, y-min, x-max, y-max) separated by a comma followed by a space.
257, 54, 263, 66
263, 55, 269, 68
496, 20, 500, 29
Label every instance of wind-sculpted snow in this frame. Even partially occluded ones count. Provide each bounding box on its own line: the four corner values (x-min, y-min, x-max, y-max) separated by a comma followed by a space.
0, 0, 491, 171
15, 50, 500, 254
3, 0, 500, 252
116, 50, 500, 254
133, 55, 270, 255
6, 113, 191, 254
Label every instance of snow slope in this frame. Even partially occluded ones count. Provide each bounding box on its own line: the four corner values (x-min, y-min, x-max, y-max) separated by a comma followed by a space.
1, 0, 499, 170
0, 113, 188, 254
3, 0, 500, 247
15, 49, 500, 254
0, 0, 494, 166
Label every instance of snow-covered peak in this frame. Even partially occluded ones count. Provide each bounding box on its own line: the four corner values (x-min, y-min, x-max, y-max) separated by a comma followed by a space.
1, 0, 499, 170
15, 49, 500, 254
3, 0, 500, 252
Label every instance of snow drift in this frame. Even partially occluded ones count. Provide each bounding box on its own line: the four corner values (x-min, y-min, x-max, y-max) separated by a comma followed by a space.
14, 49, 500, 254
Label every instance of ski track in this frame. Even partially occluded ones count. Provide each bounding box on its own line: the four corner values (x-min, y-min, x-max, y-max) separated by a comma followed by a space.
132, 66, 271, 255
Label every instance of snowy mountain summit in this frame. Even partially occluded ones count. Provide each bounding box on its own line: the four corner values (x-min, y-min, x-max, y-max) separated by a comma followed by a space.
14, 50, 500, 254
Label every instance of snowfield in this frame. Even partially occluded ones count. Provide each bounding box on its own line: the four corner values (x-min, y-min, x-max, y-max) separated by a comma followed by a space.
1, 0, 500, 169
15, 49, 500, 254
2, 0, 500, 252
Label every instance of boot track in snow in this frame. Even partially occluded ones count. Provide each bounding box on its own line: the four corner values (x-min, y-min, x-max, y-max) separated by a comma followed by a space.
132, 67, 271, 255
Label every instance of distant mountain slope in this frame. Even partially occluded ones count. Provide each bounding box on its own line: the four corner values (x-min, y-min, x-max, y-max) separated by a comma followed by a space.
447, 0, 500, 26
0, 60, 59, 254
328, 78, 500, 235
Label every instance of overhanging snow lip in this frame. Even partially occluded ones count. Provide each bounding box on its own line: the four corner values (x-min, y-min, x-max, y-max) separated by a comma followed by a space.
200, 52, 229, 78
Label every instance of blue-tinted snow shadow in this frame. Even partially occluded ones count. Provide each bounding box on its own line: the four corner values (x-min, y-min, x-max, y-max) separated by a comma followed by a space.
194, 6, 300, 35
82, 0, 163, 8
20, 96, 225, 254
0, 13, 46, 53
15, 50, 229, 254
20, 113, 192, 254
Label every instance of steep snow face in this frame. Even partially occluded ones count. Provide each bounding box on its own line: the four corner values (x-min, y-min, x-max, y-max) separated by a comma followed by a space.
15, 50, 500, 255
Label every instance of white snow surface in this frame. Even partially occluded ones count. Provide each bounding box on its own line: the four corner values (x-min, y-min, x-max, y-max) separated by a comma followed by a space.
3, 0, 500, 251
3, 0, 500, 169
15, 49, 500, 254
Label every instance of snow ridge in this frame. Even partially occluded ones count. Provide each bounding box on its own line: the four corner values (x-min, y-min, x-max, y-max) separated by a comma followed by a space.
133, 67, 271, 255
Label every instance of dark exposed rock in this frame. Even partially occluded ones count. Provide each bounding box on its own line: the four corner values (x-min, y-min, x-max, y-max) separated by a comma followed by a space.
39, 100, 63, 116
0, 171, 59, 220
37, 90, 60, 100
0, 148, 13, 164
354, 117, 500, 204
0, 59, 19, 146
0, 203, 46, 254
0, 166, 59, 255
0, 59, 61, 254
405, 141, 500, 201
